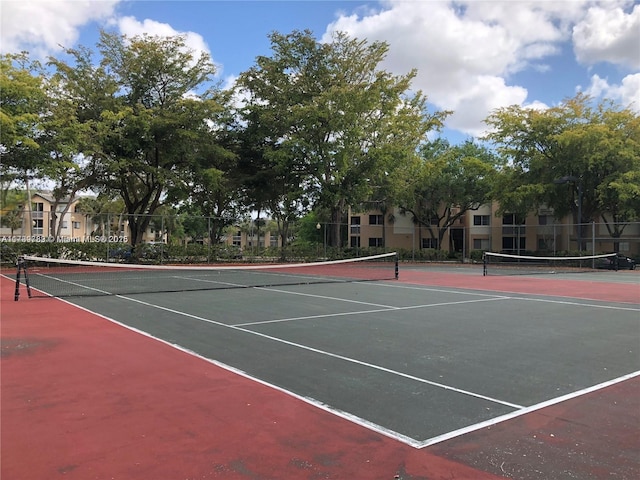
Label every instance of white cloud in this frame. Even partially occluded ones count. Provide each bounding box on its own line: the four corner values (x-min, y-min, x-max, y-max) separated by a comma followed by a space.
445, 76, 530, 137
323, 0, 637, 137
582, 73, 640, 112
0, 2, 222, 76
573, 3, 640, 69
0, 0, 119, 57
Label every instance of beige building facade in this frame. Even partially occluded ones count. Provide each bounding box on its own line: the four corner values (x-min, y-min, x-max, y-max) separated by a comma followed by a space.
348, 205, 640, 258
2, 193, 638, 258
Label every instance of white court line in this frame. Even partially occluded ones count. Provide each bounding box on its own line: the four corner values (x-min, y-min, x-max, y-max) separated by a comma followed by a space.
43, 291, 640, 450
371, 282, 514, 298
49, 295, 423, 448
253, 286, 404, 310
29, 272, 112, 296
371, 282, 638, 311
415, 369, 640, 448
373, 281, 640, 311
10, 273, 639, 449
173, 275, 249, 288
514, 296, 640, 312
115, 294, 522, 411
236, 296, 509, 327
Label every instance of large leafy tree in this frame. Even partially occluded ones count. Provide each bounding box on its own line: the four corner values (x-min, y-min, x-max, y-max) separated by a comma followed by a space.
75, 194, 125, 237
236, 30, 444, 248
0, 54, 47, 180
397, 139, 499, 250
485, 93, 640, 250
2, 52, 107, 240
172, 86, 242, 245
43, 46, 119, 239
0, 53, 50, 234
50, 31, 223, 246
0, 188, 27, 234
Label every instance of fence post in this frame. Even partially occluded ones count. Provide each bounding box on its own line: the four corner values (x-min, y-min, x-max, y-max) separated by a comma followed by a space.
592, 222, 596, 268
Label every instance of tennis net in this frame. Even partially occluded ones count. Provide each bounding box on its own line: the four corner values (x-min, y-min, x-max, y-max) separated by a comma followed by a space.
13, 252, 398, 300
482, 252, 618, 276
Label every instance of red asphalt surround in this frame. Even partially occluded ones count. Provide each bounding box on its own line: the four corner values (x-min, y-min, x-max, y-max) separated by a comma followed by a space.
1, 272, 639, 480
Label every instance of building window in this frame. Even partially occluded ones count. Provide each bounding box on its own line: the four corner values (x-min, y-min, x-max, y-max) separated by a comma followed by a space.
350, 236, 361, 247
503, 213, 525, 225
502, 212, 525, 237
473, 215, 490, 226
270, 235, 278, 247
369, 214, 383, 225
473, 238, 490, 250
232, 230, 241, 246
421, 237, 438, 249
32, 202, 44, 220
538, 238, 553, 251
33, 219, 44, 235
538, 215, 551, 225
368, 237, 383, 247
350, 216, 361, 235
502, 236, 525, 252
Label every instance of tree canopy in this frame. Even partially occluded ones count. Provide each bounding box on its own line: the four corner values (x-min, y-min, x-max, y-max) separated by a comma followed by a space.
1, 32, 638, 254
396, 139, 499, 249
46, 31, 230, 246
485, 93, 640, 246
236, 30, 446, 248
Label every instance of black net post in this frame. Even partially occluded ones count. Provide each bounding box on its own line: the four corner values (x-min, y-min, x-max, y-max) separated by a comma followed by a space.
482, 253, 487, 276
14, 257, 21, 301
394, 253, 399, 280
14, 256, 32, 301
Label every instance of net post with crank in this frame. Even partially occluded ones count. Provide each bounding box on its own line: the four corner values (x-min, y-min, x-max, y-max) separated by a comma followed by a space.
14, 256, 32, 301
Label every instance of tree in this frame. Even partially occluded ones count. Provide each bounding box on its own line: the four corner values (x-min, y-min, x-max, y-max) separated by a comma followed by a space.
50, 31, 222, 247
485, 93, 640, 250
179, 160, 243, 245
42, 47, 114, 240
0, 53, 49, 235
75, 195, 125, 237
178, 91, 245, 245
0, 187, 27, 234
397, 139, 498, 250
236, 30, 445, 249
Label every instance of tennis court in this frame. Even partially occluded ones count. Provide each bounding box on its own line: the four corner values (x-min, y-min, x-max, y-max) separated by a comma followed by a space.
2, 256, 639, 479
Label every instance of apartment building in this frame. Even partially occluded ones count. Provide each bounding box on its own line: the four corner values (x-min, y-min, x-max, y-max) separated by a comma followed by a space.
0, 193, 160, 244
3, 193, 637, 257
348, 204, 640, 258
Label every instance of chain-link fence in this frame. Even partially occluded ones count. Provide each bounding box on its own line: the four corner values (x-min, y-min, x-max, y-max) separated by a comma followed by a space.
2, 210, 638, 265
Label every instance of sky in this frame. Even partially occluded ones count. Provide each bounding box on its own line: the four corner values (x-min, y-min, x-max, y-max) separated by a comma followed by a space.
2, 0, 639, 142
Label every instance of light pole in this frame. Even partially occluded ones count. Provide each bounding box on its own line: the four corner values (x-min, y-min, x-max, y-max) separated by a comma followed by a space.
554, 175, 583, 252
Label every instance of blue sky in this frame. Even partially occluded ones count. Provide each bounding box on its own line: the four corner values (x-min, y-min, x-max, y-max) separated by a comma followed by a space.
2, 1, 639, 141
